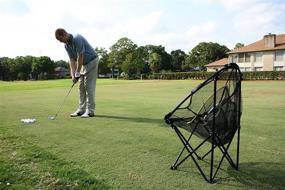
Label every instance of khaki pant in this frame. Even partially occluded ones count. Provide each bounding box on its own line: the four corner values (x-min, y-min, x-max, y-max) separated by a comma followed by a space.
78, 57, 99, 113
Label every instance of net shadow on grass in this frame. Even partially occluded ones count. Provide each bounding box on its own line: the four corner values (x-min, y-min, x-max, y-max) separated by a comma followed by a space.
96, 114, 165, 126
226, 162, 285, 189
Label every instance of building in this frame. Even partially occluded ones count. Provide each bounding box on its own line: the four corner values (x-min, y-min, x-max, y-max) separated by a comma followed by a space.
206, 33, 285, 72
54, 66, 70, 78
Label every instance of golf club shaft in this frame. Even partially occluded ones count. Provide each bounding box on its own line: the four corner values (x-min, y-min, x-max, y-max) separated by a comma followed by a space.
52, 61, 97, 119
53, 82, 75, 119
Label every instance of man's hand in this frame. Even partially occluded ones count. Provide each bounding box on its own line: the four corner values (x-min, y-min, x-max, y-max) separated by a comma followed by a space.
72, 72, 81, 84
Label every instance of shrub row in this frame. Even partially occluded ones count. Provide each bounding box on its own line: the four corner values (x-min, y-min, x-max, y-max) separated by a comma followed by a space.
242, 71, 285, 80
145, 71, 285, 80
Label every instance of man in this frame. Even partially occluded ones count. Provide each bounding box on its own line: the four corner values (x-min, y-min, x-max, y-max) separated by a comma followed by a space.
55, 28, 99, 118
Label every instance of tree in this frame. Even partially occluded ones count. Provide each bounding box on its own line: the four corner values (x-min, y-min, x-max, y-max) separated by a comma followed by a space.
234, 43, 244, 49
186, 42, 229, 70
149, 52, 162, 73
145, 45, 172, 72
14, 56, 33, 80
135, 46, 150, 73
6, 58, 17, 80
171, 49, 186, 72
32, 56, 54, 79
95, 47, 110, 75
121, 49, 145, 76
0, 57, 12, 80
182, 55, 196, 71
54, 60, 68, 69
108, 37, 137, 73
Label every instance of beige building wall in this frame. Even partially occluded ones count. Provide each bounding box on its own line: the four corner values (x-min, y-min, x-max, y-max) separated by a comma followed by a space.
263, 51, 274, 71
207, 67, 219, 72
207, 50, 285, 72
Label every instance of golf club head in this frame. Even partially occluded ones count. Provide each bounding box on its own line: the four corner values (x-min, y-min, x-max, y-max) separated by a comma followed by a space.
49, 83, 75, 121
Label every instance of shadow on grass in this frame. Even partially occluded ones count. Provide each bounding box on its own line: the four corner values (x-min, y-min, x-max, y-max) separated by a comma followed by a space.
227, 162, 285, 189
96, 114, 167, 126
164, 156, 285, 189
0, 135, 111, 189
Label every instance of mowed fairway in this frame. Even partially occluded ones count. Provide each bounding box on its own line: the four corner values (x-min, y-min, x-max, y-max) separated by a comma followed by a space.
0, 79, 284, 189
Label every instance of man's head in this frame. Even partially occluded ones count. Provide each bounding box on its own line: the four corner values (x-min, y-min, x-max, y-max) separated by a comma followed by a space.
55, 28, 70, 43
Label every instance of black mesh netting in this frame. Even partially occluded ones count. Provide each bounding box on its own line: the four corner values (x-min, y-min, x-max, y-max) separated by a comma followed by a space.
165, 64, 242, 145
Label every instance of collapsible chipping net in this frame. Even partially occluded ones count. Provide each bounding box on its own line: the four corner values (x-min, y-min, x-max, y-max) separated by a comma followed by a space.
165, 63, 242, 183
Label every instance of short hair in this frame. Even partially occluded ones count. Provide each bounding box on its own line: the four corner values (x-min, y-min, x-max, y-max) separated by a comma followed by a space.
55, 28, 67, 38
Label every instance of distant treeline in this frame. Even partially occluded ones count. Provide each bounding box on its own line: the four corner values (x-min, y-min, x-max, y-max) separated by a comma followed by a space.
0, 37, 231, 81
0, 56, 68, 81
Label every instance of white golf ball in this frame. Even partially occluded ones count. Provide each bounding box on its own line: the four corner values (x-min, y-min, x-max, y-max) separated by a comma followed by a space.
21, 118, 36, 124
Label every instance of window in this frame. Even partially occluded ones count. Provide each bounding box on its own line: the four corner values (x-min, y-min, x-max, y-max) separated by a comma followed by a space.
274, 66, 283, 71
275, 50, 284, 61
239, 67, 251, 72
254, 67, 262, 71
232, 55, 238, 63
254, 52, 262, 62
245, 53, 251, 62
244, 67, 251, 72
238, 53, 245, 63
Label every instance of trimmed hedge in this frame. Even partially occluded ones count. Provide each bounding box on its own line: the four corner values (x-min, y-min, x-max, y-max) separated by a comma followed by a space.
146, 71, 285, 80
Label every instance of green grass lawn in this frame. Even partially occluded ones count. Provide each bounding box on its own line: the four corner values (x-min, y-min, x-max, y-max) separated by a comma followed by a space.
0, 79, 284, 189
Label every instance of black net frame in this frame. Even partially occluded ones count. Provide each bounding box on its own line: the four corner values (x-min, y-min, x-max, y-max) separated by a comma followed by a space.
165, 63, 242, 183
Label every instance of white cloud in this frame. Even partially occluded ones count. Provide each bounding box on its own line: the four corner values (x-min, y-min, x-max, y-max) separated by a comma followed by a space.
0, 0, 284, 59
218, 0, 285, 40
0, 0, 166, 60
193, 0, 285, 47
187, 21, 217, 37
183, 21, 218, 50
219, 0, 261, 10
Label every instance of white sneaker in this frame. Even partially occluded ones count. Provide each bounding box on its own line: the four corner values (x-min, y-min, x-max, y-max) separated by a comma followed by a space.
70, 109, 85, 117
81, 110, 95, 118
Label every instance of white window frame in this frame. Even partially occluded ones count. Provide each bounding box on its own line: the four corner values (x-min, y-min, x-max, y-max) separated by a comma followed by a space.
238, 53, 245, 63
254, 67, 263, 71
274, 66, 284, 71
275, 50, 284, 62
245, 53, 251, 62
254, 52, 263, 62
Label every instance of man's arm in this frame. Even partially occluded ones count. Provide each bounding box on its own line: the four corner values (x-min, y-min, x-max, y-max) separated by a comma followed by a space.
76, 53, 84, 74
71, 54, 84, 84
69, 58, 76, 78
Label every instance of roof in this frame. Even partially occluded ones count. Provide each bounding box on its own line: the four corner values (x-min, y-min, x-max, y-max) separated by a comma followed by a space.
229, 34, 285, 54
54, 66, 69, 72
206, 58, 228, 67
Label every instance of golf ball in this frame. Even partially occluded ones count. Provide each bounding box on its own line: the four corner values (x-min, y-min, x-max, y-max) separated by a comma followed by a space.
21, 118, 36, 124
48, 116, 55, 120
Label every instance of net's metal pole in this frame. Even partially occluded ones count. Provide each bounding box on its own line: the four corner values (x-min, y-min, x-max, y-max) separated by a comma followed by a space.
210, 78, 217, 183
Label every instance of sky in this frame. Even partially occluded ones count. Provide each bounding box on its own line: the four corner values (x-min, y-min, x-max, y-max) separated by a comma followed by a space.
0, 0, 285, 61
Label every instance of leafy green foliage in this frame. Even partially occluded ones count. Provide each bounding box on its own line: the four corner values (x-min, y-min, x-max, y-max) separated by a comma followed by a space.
96, 47, 111, 75
32, 56, 55, 79
171, 49, 186, 71
146, 71, 285, 80
1, 38, 232, 80
108, 37, 137, 71
149, 52, 162, 73
185, 42, 229, 70
234, 43, 245, 49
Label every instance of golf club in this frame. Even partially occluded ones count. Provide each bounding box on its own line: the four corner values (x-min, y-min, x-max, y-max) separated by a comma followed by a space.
48, 60, 98, 120
48, 82, 75, 120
